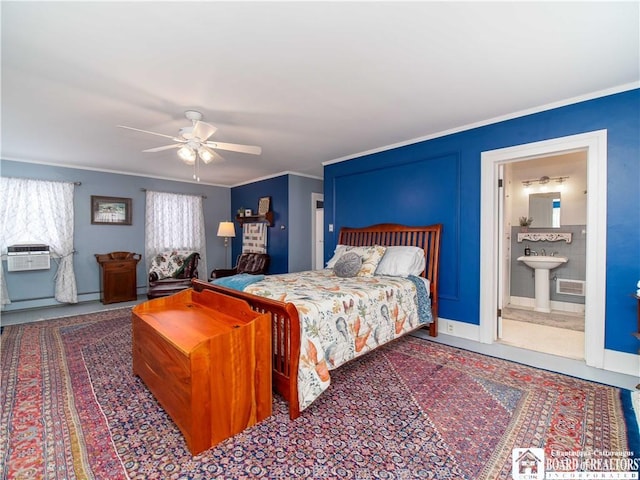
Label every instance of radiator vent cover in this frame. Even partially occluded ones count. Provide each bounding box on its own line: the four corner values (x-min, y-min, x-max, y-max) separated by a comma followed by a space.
556, 278, 585, 296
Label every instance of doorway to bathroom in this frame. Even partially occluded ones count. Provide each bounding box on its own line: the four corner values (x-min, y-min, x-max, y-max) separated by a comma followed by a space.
311, 193, 324, 270
500, 152, 587, 359
479, 130, 608, 368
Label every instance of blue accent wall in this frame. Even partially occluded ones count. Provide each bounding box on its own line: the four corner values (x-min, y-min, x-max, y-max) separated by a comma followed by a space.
231, 175, 289, 274
1, 160, 230, 309
324, 89, 640, 355
230, 174, 323, 274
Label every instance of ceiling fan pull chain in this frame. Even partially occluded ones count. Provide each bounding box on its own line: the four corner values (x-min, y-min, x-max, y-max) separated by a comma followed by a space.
193, 158, 200, 182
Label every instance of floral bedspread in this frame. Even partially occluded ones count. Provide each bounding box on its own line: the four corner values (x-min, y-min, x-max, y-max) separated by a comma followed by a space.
244, 269, 432, 412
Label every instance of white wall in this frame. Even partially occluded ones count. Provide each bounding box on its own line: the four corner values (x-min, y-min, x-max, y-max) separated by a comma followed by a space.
506, 151, 587, 227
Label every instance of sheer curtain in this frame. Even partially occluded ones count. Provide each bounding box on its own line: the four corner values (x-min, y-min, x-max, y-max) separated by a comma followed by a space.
0, 178, 78, 305
145, 191, 207, 280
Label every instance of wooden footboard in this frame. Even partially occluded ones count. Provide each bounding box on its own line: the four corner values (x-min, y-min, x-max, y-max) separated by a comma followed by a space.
192, 279, 302, 419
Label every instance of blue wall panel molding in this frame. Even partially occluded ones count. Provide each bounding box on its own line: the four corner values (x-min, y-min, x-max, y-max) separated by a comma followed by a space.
332, 152, 461, 306
325, 89, 640, 355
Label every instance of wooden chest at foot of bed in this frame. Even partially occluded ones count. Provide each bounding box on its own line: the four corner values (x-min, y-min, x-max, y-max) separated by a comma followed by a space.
132, 288, 272, 455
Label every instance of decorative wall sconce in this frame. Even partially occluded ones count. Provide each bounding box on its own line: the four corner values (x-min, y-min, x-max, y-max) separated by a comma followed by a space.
522, 175, 569, 188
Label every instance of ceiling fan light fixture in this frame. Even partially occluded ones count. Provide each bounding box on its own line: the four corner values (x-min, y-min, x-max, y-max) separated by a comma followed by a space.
120, 110, 261, 181
198, 145, 215, 164
177, 145, 196, 164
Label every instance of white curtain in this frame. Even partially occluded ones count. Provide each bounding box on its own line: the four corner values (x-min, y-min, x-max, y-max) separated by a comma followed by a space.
145, 191, 207, 280
0, 178, 78, 305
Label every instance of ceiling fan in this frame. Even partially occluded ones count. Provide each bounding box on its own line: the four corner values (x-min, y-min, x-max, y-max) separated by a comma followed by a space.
118, 110, 261, 181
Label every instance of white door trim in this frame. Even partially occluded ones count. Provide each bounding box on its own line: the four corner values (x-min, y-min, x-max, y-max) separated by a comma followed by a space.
311, 193, 324, 270
479, 130, 607, 368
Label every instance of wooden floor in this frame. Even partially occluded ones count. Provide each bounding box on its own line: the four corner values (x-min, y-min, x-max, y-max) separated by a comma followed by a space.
1, 296, 147, 327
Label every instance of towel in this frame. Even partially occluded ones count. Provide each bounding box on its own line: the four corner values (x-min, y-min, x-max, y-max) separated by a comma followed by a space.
212, 273, 265, 291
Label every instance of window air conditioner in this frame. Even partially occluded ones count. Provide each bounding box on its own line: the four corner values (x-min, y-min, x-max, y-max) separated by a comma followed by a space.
7, 244, 51, 272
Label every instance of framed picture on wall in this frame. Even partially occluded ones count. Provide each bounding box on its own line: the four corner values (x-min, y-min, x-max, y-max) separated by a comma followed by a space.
258, 196, 271, 215
91, 196, 132, 225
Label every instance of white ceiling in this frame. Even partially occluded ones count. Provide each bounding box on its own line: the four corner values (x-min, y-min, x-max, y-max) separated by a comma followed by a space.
2, 2, 638, 187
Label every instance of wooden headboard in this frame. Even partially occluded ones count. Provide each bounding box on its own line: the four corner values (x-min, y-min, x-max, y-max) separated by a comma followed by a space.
337, 223, 442, 326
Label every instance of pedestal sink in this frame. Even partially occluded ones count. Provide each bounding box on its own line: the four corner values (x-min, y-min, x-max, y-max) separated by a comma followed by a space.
517, 255, 568, 313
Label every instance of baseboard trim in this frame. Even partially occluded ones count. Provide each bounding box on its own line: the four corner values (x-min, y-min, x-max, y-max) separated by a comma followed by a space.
1, 287, 146, 313
509, 296, 585, 314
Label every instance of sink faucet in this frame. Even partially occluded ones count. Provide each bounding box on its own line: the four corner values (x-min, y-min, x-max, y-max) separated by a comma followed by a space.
530, 250, 538, 256
540, 248, 546, 256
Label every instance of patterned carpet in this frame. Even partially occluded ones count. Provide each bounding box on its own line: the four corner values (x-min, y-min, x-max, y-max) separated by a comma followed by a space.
1, 308, 638, 479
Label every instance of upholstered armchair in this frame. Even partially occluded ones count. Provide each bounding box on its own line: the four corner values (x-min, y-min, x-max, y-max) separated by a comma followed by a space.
209, 253, 270, 280
147, 251, 200, 299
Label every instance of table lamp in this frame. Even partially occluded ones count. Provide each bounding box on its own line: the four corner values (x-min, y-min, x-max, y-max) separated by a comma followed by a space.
217, 221, 236, 268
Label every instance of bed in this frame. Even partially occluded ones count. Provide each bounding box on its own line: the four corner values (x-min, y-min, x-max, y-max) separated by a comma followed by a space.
192, 223, 442, 419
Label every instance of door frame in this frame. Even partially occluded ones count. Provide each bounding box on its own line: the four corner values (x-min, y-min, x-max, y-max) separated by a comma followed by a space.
479, 130, 608, 368
311, 193, 324, 270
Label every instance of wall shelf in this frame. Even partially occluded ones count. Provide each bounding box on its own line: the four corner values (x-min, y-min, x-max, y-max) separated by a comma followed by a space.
517, 232, 572, 243
236, 211, 274, 227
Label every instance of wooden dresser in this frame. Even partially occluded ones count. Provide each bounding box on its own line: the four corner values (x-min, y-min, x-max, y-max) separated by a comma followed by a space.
132, 288, 272, 455
95, 251, 141, 304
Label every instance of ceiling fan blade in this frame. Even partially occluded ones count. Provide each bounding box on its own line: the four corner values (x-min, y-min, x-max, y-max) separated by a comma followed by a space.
118, 125, 179, 141
206, 141, 262, 155
143, 144, 182, 153
191, 121, 217, 142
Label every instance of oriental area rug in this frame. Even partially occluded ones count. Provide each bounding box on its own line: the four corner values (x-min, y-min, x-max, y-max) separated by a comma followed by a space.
1, 308, 638, 479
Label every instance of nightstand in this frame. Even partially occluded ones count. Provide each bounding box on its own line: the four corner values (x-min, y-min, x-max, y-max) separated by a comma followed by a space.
95, 251, 141, 304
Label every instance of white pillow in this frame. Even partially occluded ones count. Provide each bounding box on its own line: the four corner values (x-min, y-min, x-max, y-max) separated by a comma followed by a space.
375, 246, 426, 277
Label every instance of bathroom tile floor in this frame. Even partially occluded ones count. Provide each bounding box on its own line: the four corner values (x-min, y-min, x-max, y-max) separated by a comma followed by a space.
500, 317, 585, 360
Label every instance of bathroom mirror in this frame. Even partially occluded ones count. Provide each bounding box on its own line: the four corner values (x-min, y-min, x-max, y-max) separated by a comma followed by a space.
529, 192, 561, 228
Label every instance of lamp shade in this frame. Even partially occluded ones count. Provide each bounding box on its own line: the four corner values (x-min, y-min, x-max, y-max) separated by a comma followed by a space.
217, 221, 236, 238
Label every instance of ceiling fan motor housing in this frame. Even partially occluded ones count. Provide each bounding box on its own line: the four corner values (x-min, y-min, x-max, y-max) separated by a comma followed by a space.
179, 127, 194, 140
184, 110, 203, 122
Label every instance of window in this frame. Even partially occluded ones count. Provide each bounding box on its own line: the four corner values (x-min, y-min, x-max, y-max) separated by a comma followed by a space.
0, 178, 77, 305
144, 191, 207, 280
